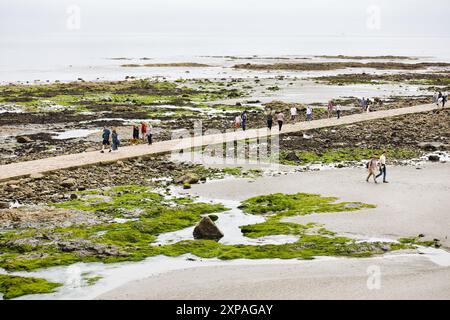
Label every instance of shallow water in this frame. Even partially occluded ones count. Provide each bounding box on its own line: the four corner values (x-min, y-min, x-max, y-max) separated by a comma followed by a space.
153, 198, 298, 246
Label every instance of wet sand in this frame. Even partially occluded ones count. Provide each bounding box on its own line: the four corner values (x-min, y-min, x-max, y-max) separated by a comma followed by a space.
98, 255, 450, 300
99, 162, 450, 300
187, 162, 450, 247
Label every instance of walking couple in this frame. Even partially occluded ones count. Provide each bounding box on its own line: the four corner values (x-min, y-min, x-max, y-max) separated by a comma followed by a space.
101, 126, 120, 153
366, 152, 388, 184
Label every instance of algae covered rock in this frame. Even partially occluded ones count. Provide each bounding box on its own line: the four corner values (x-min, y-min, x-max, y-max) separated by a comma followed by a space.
193, 216, 224, 241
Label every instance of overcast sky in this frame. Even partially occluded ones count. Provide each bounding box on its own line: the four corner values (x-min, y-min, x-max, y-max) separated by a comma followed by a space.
1, 0, 449, 37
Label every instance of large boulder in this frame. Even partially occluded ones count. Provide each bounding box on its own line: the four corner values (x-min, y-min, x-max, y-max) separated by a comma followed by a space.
193, 216, 224, 241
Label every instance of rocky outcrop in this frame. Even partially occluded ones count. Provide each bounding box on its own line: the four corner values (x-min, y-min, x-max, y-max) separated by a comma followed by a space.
193, 216, 224, 241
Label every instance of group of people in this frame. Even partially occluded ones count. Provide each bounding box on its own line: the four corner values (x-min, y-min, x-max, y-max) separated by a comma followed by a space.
366, 152, 388, 184
100, 121, 153, 153
327, 101, 342, 119
233, 104, 340, 133
132, 122, 153, 145
433, 91, 448, 107
359, 97, 371, 112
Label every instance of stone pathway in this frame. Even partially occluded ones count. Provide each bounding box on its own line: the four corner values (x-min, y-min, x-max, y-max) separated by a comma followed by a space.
0, 103, 442, 182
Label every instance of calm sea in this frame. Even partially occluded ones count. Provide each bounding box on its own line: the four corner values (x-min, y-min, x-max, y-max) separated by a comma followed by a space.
1, 33, 450, 82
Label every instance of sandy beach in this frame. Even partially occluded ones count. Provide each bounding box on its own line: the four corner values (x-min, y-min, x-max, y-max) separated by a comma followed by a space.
98, 162, 450, 300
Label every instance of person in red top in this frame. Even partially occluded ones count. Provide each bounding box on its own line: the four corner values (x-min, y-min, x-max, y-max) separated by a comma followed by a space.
327, 101, 334, 118
140, 122, 148, 142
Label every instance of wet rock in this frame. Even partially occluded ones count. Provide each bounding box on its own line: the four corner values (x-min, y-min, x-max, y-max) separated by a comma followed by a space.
16, 136, 33, 143
58, 239, 129, 257
428, 155, 440, 162
70, 194, 78, 200
176, 172, 200, 184
183, 183, 191, 189
193, 216, 224, 241
417, 142, 446, 151
60, 178, 76, 188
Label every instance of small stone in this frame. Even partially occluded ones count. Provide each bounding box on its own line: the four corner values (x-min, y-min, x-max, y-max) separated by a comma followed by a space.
176, 172, 200, 184
16, 136, 33, 143
29, 173, 45, 180
70, 194, 78, 200
60, 178, 76, 188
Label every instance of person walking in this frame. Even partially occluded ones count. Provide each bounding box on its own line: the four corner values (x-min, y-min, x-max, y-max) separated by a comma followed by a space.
336, 104, 341, 119
376, 151, 388, 183
100, 126, 111, 153
241, 111, 248, 131
290, 105, 297, 122
276, 111, 285, 131
146, 123, 153, 145
306, 106, 313, 121
360, 97, 366, 111
442, 93, 448, 108
366, 98, 371, 113
327, 101, 334, 118
111, 128, 120, 152
366, 157, 379, 183
132, 124, 139, 144
433, 92, 439, 106
140, 122, 148, 142
234, 114, 241, 129
266, 111, 273, 130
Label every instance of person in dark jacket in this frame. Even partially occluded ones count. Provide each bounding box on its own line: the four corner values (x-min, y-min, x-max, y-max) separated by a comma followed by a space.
100, 127, 111, 153
111, 128, 120, 151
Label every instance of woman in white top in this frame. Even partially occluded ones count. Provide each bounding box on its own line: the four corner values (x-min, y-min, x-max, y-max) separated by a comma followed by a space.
146, 124, 153, 145
234, 115, 241, 129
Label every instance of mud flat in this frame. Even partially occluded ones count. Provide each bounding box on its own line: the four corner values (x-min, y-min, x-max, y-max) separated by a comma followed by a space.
97, 162, 450, 300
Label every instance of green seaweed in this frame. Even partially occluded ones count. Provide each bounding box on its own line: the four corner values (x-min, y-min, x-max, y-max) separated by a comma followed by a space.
0, 274, 61, 300
280, 148, 421, 165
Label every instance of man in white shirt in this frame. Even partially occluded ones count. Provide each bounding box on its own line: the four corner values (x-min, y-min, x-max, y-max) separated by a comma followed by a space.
376, 152, 388, 183
306, 106, 312, 121
290, 106, 298, 122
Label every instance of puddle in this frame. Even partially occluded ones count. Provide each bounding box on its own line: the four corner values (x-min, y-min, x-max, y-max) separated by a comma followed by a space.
52, 129, 101, 140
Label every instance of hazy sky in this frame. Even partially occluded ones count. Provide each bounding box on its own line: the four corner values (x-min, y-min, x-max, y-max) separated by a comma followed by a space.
1, 0, 449, 37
